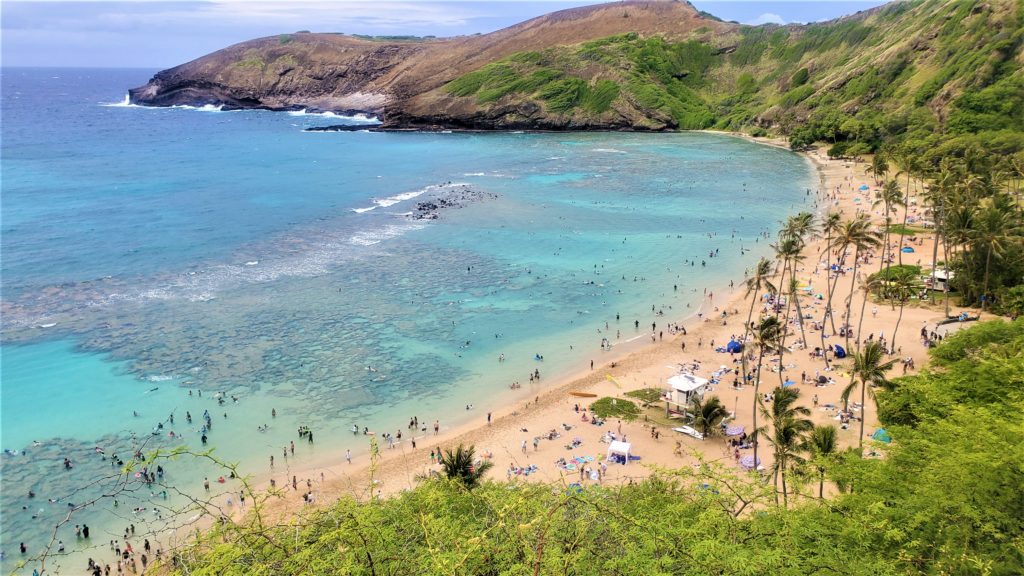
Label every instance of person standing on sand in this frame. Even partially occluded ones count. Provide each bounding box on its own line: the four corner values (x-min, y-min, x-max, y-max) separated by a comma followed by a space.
346, 449, 352, 464
434, 421, 439, 435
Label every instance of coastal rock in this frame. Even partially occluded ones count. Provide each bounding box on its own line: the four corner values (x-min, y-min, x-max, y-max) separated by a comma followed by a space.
410, 186, 498, 220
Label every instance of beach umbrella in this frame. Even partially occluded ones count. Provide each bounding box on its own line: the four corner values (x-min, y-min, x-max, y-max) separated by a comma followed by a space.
740, 455, 761, 469
783, 380, 797, 388
871, 428, 892, 443
901, 246, 915, 253
725, 424, 745, 436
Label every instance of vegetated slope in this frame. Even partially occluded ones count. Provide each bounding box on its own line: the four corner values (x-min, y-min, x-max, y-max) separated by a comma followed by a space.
129, 0, 735, 115
130, 0, 1024, 154
407, 0, 1023, 148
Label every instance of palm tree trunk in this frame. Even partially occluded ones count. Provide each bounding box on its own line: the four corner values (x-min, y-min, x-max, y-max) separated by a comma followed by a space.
818, 469, 825, 498
892, 300, 905, 355
793, 290, 808, 351
899, 171, 911, 267
825, 240, 840, 335
845, 249, 861, 350
943, 236, 951, 316
742, 284, 760, 386
752, 349, 766, 474
930, 205, 942, 305
983, 248, 992, 311
856, 285, 870, 353
772, 465, 780, 506
858, 379, 866, 451
781, 464, 788, 509
777, 274, 796, 389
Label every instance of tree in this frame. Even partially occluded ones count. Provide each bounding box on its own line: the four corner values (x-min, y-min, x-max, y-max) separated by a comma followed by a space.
873, 179, 904, 300
842, 341, 896, 451
854, 272, 883, 353
893, 147, 925, 267
806, 424, 838, 498
972, 195, 1019, 310
439, 444, 493, 489
751, 316, 783, 475
742, 258, 777, 387
818, 211, 843, 361
887, 267, 919, 353
759, 386, 812, 507
689, 395, 729, 439
837, 215, 882, 348
870, 152, 889, 185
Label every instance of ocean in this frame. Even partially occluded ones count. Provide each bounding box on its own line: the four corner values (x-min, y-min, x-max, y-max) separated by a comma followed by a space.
0, 67, 814, 572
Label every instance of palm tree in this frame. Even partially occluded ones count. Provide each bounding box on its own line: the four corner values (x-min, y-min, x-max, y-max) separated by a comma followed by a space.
742, 258, 777, 386
771, 236, 805, 387
841, 342, 896, 451
854, 273, 883, 353
873, 179, 904, 300
972, 195, 1019, 310
894, 149, 924, 267
818, 211, 843, 360
806, 424, 838, 498
787, 276, 809, 352
759, 386, 812, 507
838, 215, 882, 349
438, 444, 493, 489
925, 159, 959, 313
887, 268, 918, 353
870, 152, 889, 186
689, 395, 729, 439
751, 316, 783, 474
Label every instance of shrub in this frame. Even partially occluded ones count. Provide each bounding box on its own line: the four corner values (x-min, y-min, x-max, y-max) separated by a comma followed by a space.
589, 397, 640, 420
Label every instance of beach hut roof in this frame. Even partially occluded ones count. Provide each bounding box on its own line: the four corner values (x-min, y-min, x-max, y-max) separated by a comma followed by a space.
668, 373, 708, 392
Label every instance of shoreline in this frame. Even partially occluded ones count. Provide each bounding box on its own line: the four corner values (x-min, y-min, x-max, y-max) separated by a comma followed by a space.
219, 132, 828, 505
231, 131, 983, 523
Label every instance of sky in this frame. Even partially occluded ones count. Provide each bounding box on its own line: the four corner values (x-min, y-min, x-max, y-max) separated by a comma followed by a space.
1, 1, 891, 68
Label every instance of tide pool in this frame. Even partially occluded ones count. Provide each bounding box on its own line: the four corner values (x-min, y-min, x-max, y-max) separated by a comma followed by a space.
0, 68, 815, 573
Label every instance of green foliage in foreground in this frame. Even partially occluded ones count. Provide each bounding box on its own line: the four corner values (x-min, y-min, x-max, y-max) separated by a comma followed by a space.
165, 320, 1024, 576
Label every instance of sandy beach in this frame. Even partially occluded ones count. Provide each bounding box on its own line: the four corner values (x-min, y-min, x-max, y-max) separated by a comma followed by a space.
179, 135, 991, 539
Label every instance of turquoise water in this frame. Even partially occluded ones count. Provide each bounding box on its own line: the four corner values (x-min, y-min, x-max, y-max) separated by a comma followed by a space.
0, 68, 814, 572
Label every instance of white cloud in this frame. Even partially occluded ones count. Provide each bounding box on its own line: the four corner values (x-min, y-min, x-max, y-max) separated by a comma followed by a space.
746, 12, 786, 26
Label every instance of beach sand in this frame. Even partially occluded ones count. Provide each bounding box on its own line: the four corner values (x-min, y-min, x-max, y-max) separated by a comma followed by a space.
177, 137, 994, 542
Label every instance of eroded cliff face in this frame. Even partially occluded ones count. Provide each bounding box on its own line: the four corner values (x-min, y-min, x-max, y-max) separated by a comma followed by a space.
129, 34, 431, 113
129, 0, 732, 127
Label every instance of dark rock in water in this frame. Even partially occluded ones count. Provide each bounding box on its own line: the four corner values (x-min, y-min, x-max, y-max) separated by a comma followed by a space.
305, 124, 382, 132
410, 186, 497, 220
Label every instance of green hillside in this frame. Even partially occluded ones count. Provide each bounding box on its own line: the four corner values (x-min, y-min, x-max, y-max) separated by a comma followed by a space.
440, 0, 1024, 158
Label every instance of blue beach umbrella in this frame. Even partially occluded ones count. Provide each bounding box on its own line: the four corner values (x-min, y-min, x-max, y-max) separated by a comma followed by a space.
901, 246, 915, 253
859, 184, 869, 190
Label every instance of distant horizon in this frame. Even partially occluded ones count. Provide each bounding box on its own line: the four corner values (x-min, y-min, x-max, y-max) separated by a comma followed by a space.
2, 1, 890, 69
